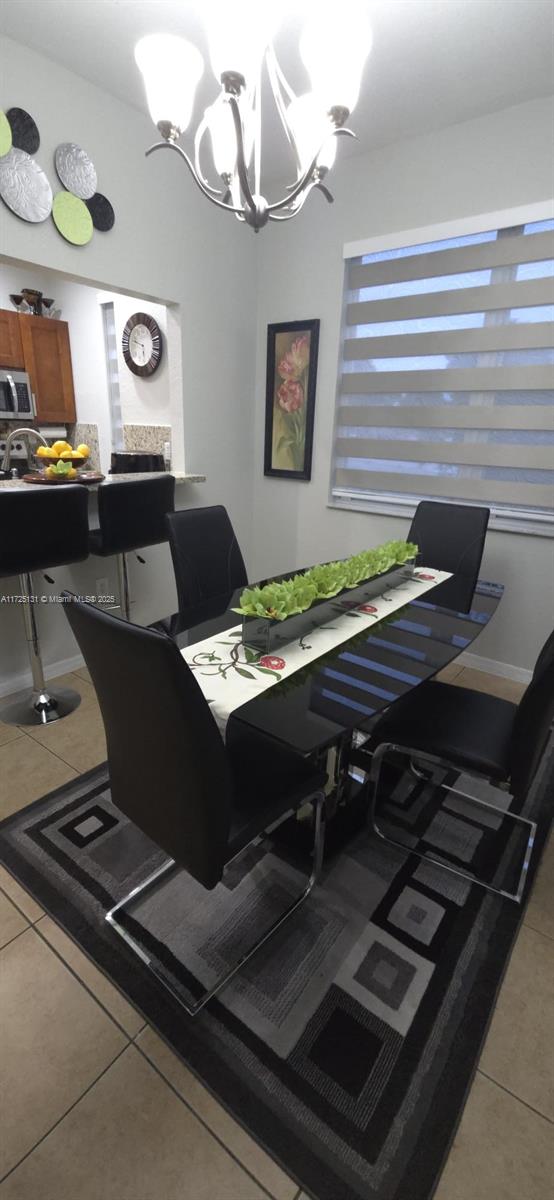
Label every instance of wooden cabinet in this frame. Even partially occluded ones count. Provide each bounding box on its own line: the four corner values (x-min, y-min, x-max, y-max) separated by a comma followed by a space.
17, 314, 76, 424
0, 309, 25, 369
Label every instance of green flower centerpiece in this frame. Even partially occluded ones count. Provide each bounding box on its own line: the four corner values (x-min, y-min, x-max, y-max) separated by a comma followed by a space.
236, 539, 418, 653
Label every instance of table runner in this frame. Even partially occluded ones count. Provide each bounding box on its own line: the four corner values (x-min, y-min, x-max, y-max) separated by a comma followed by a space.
181, 568, 451, 735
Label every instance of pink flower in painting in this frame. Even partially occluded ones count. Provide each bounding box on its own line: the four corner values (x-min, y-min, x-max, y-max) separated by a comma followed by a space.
277, 379, 304, 413
278, 336, 310, 381
359, 604, 378, 614
259, 655, 286, 671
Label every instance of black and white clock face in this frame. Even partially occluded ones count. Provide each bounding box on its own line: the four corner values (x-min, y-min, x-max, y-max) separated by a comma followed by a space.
129, 322, 153, 368
122, 312, 162, 377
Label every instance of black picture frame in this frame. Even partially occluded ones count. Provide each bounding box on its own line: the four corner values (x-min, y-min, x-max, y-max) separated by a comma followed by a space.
264, 319, 320, 480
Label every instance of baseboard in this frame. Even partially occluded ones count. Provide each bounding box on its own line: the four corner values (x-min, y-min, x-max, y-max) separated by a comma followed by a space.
0, 652, 86, 700
456, 651, 532, 685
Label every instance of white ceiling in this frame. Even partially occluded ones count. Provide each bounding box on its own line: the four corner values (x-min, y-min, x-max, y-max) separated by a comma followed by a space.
1, 0, 553, 179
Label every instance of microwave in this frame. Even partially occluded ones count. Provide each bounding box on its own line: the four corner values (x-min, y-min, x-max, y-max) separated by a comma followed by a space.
0, 370, 35, 420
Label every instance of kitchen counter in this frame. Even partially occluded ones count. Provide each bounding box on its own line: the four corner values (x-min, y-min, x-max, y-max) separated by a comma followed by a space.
0, 471, 205, 490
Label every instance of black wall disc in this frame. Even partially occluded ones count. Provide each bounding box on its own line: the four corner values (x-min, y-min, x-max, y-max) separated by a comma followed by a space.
85, 191, 115, 231
6, 108, 40, 154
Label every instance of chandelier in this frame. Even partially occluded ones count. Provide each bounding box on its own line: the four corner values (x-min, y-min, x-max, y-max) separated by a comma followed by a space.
134, 4, 372, 232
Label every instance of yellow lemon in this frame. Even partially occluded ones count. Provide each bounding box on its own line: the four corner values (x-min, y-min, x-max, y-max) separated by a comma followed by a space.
36, 446, 49, 458
72, 451, 84, 461
76, 443, 90, 459
60, 450, 74, 459
45, 447, 57, 458
51, 440, 68, 455
45, 465, 57, 478
67, 467, 77, 479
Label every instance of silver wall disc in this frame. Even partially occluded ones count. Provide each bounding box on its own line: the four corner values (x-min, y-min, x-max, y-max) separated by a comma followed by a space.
0, 147, 52, 222
55, 142, 97, 199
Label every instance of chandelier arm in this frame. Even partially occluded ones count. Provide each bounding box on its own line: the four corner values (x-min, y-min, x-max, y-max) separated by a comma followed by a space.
315, 182, 335, 204
266, 127, 354, 215
227, 97, 257, 213
267, 43, 297, 104
193, 111, 224, 196
268, 180, 320, 222
265, 46, 299, 159
145, 142, 244, 214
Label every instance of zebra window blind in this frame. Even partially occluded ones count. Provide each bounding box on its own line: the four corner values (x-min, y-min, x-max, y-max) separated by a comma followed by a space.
333, 218, 554, 531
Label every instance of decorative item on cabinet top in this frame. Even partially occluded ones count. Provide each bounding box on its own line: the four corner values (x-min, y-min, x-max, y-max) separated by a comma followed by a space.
0, 107, 116, 243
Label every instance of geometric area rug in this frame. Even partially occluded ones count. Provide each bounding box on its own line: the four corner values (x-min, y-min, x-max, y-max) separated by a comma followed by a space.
0, 746, 552, 1200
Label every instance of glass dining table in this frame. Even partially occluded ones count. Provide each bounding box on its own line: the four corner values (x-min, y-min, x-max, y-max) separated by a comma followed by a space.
160, 571, 503, 763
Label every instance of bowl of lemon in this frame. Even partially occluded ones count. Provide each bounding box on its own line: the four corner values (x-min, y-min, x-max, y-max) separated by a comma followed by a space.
35, 440, 91, 482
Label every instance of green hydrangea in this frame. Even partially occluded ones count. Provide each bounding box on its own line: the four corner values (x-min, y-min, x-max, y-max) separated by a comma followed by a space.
233, 540, 418, 619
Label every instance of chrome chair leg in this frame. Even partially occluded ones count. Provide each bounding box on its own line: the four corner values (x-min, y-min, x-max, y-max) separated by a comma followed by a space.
116, 553, 131, 621
106, 790, 326, 1016
368, 743, 536, 903
0, 572, 81, 726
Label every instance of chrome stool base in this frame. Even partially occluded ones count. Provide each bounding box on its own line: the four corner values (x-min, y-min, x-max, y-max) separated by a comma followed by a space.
0, 685, 82, 726
0, 571, 82, 725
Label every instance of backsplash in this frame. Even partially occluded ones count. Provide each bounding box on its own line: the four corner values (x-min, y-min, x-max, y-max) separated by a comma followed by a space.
67, 422, 101, 472
123, 424, 171, 461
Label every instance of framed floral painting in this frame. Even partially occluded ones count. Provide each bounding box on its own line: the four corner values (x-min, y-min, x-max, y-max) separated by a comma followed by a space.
264, 319, 320, 480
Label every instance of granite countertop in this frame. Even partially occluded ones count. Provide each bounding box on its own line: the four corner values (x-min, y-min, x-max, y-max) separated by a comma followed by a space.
0, 471, 205, 491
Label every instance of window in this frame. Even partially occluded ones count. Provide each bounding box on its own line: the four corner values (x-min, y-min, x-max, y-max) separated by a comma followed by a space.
331, 217, 554, 535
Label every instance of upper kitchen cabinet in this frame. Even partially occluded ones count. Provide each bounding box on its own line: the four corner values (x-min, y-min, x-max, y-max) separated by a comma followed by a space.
18, 315, 76, 423
0, 309, 25, 369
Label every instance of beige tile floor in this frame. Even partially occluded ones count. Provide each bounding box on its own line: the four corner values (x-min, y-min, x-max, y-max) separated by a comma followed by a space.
0, 665, 552, 1199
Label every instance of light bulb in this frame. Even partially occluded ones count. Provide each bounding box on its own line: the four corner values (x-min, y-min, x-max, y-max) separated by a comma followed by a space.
205, 1, 279, 83
299, 3, 372, 114
135, 35, 204, 136
287, 94, 336, 174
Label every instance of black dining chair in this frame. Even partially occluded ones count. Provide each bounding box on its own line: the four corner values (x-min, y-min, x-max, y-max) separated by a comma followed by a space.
352, 629, 554, 902
166, 504, 248, 613
408, 500, 490, 588
62, 592, 326, 1015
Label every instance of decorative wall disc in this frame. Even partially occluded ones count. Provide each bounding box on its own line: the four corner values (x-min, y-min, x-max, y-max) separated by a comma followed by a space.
6, 107, 40, 154
85, 191, 115, 231
0, 111, 12, 158
0, 147, 52, 222
52, 190, 93, 244
55, 142, 97, 199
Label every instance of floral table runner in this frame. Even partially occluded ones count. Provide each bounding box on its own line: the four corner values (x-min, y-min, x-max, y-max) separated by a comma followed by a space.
181, 568, 451, 736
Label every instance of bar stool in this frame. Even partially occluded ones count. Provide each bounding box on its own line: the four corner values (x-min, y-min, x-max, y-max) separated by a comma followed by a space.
89, 476, 175, 620
0, 485, 89, 724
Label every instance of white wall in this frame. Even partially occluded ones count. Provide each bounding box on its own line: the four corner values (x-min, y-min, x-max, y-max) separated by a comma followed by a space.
0, 34, 257, 690
252, 97, 554, 672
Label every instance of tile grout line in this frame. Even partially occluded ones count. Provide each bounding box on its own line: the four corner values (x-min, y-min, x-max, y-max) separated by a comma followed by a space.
31, 917, 139, 1042
0, 882, 43, 925
522, 915, 553, 941
4, 920, 290, 1198
132, 1037, 287, 1200
476, 1068, 554, 1124
0, 921, 32, 954
0, 1041, 130, 1186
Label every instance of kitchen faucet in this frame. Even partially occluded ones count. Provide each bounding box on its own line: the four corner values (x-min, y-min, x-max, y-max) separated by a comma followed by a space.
1, 427, 49, 474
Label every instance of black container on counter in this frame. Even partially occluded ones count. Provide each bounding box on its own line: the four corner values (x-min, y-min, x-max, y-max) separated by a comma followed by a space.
109, 451, 165, 473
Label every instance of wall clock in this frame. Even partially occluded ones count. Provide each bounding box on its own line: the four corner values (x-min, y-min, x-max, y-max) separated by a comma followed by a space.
122, 312, 162, 377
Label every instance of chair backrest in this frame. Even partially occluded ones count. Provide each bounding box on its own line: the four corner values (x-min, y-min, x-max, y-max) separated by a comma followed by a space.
96, 476, 175, 555
166, 505, 247, 612
62, 593, 234, 889
408, 501, 489, 587
510, 629, 554, 799
0, 485, 89, 578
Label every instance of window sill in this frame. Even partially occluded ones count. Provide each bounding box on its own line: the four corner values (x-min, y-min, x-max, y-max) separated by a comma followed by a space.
329, 490, 554, 538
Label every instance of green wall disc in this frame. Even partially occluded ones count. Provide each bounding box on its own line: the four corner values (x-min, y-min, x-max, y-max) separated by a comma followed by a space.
52, 190, 93, 245
0, 112, 13, 158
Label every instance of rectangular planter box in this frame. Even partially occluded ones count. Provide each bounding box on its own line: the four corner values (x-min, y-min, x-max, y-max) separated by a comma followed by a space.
242, 561, 415, 655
